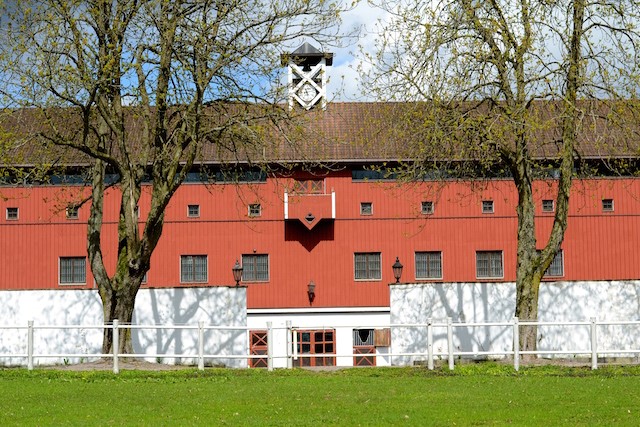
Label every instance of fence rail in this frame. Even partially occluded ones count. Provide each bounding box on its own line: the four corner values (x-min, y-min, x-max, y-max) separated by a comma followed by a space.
2, 317, 640, 374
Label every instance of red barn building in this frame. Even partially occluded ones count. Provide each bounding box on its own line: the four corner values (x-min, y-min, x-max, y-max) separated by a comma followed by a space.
2, 45, 640, 367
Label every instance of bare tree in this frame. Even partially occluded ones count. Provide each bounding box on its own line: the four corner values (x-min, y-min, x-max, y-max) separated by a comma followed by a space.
0, 0, 350, 353
363, 0, 640, 354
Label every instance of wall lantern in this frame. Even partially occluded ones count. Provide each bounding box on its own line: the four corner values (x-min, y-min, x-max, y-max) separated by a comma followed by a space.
232, 260, 243, 286
392, 257, 403, 283
307, 280, 316, 304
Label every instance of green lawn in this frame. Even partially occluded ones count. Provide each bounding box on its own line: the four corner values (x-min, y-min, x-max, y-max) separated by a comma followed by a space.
1, 364, 639, 426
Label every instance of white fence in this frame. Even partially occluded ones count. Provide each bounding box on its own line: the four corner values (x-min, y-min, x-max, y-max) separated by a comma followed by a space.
2, 317, 640, 374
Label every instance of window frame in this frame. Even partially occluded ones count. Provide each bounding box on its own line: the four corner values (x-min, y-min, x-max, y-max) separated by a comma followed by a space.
415, 251, 443, 280
187, 204, 200, 218
360, 202, 373, 216
541, 199, 555, 213
180, 255, 208, 283
248, 203, 262, 217
59, 256, 87, 285
482, 200, 494, 214
354, 252, 382, 281
475, 251, 504, 279
602, 198, 614, 212
66, 206, 79, 220
6, 207, 18, 220
421, 201, 434, 215
241, 254, 270, 282
543, 250, 564, 277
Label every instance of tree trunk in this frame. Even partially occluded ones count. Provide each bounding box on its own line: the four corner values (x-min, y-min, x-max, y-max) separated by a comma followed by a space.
99, 278, 141, 355
513, 171, 543, 358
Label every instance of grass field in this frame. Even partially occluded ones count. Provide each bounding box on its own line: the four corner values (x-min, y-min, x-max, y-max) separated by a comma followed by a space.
1, 364, 640, 426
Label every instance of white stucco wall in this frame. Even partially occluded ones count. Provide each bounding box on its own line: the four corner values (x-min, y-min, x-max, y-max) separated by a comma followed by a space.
389, 281, 640, 365
0, 287, 247, 367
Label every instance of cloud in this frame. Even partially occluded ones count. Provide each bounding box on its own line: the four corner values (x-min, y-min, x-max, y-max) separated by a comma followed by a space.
327, 2, 391, 101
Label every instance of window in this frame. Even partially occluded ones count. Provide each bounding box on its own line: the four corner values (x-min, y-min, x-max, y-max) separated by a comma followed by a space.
542, 200, 554, 213
242, 254, 269, 281
602, 199, 614, 212
248, 203, 262, 217
352, 168, 397, 181
482, 200, 494, 214
180, 255, 207, 283
187, 204, 200, 218
293, 329, 336, 367
66, 206, 79, 219
293, 179, 324, 194
59, 257, 86, 284
360, 202, 373, 215
544, 250, 564, 277
476, 251, 503, 279
354, 252, 381, 280
6, 207, 18, 220
421, 201, 434, 215
415, 251, 442, 279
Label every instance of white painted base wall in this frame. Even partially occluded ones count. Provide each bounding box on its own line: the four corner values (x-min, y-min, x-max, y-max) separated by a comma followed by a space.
0, 287, 247, 367
4, 281, 639, 369
390, 281, 640, 365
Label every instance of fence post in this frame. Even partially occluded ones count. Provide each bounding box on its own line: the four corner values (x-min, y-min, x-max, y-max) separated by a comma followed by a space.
267, 321, 273, 371
591, 317, 598, 370
513, 317, 519, 371
286, 321, 293, 369
112, 320, 119, 374
198, 321, 204, 371
427, 318, 434, 370
447, 317, 454, 370
27, 320, 34, 371
292, 327, 298, 362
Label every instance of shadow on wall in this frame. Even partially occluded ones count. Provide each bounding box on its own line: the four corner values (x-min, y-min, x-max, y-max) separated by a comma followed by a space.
389, 281, 640, 365
132, 287, 248, 368
390, 283, 514, 365
0, 290, 103, 366
0, 287, 247, 367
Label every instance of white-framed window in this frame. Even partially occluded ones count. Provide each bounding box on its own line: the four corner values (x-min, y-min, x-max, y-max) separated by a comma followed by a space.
421, 201, 434, 215
66, 206, 79, 219
187, 204, 200, 218
59, 257, 86, 284
542, 200, 554, 213
360, 202, 373, 216
482, 200, 494, 214
180, 255, 207, 283
415, 251, 442, 279
544, 250, 564, 277
6, 207, 18, 220
476, 251, 503, 279
354, 252, 381, 280
249, 203, 262, 217
602, 199, 614, 212
241, 254, 269, 282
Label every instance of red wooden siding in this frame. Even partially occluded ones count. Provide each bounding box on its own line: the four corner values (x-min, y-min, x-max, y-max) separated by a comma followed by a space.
2, 175, 640, 309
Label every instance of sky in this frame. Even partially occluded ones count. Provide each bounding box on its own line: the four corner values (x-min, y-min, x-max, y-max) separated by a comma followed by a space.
319, 1, 391, 102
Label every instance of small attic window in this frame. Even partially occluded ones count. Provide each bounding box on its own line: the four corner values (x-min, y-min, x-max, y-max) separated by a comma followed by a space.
6, 207, 18, 220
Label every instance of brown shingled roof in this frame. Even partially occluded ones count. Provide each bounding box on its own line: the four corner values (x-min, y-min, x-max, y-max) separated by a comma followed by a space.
1, 101, 639, 168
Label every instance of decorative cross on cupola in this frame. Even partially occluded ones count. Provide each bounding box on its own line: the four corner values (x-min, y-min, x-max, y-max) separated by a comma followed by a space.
281, 43, 333, 111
